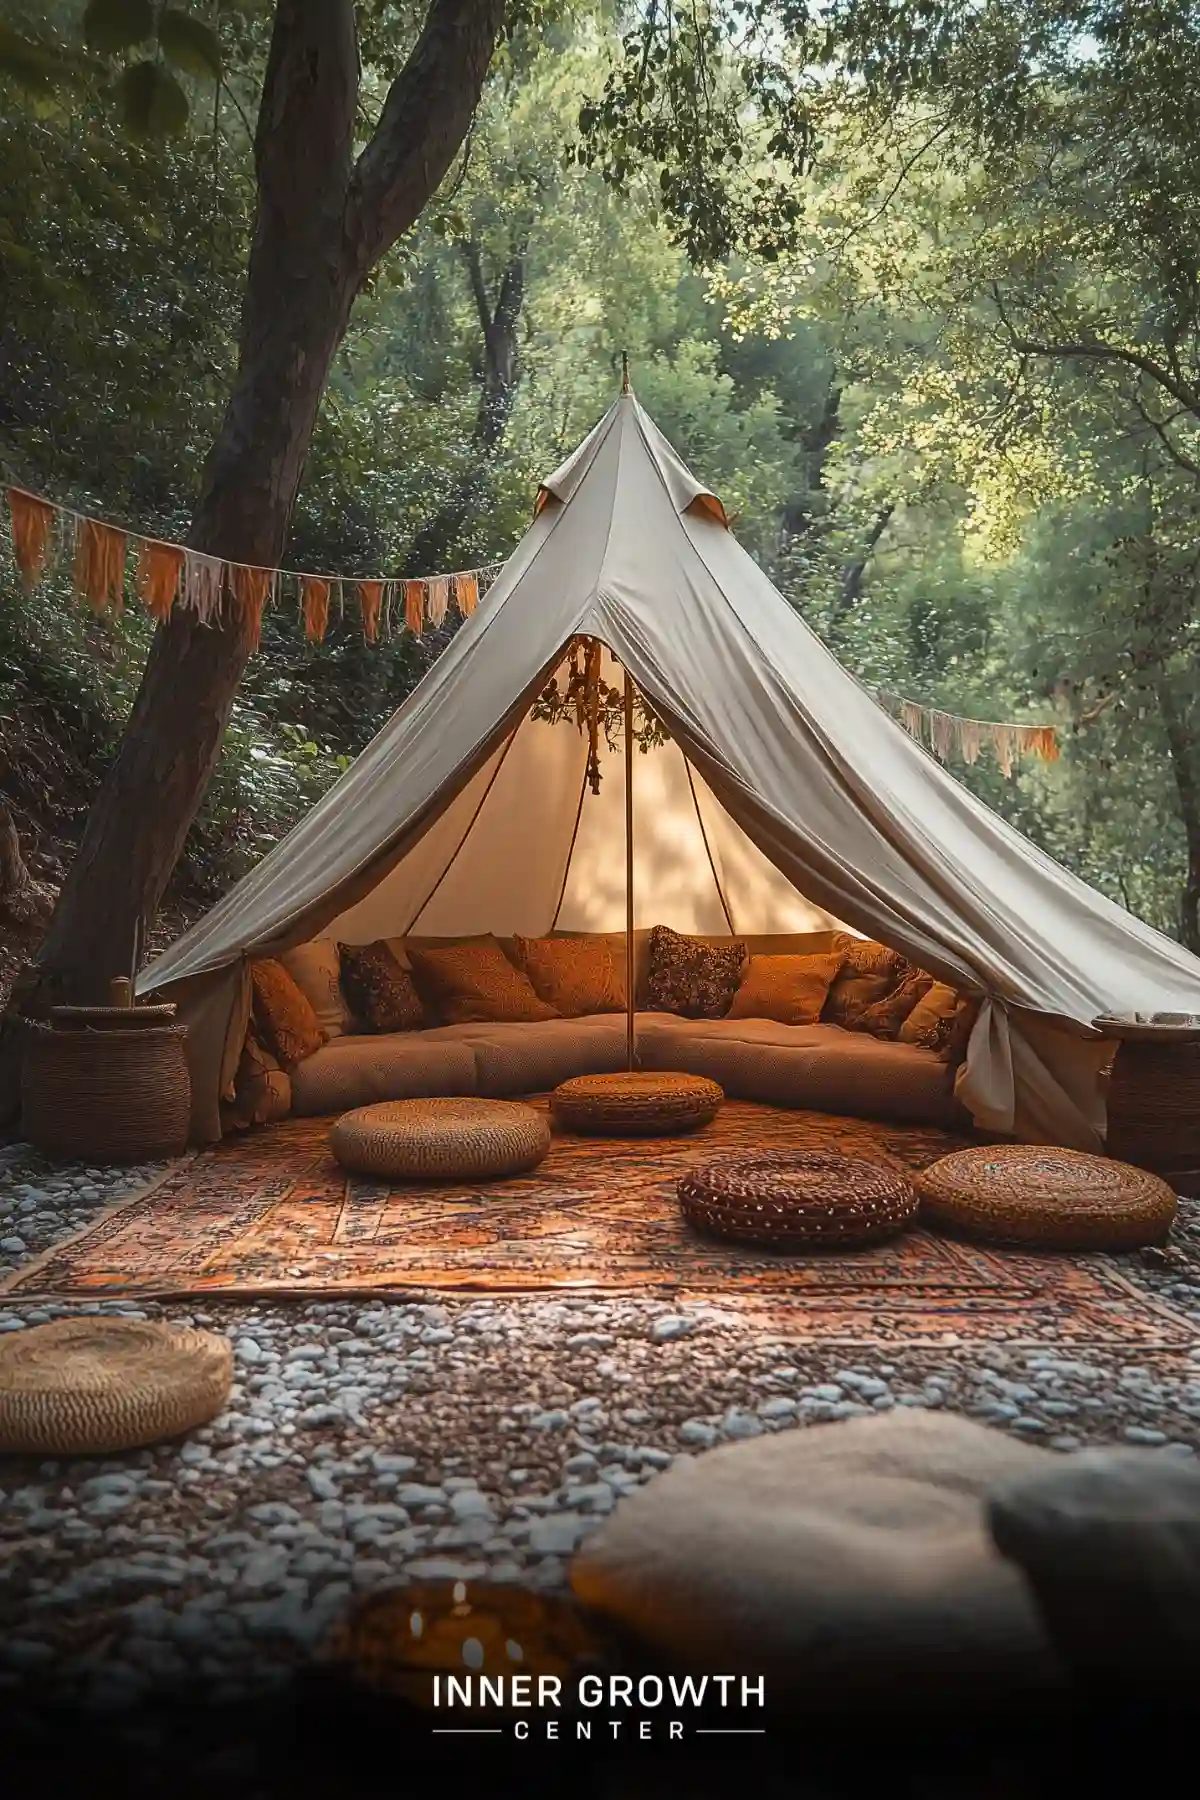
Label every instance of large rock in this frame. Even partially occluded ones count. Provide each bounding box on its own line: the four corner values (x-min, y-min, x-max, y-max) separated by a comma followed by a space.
987, 1449, 1200, 1700
571, 1411, 1064, 1708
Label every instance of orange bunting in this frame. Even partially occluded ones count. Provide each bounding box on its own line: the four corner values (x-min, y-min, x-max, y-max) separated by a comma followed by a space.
359, 580, 383, 644
229, 564, 274, 653
455, 572, 479, 616
303, 577, 331, 643
404, 579, 425, 635
135, 538, 185, 621
73, 517, 127, 614
7, 487, 55, 592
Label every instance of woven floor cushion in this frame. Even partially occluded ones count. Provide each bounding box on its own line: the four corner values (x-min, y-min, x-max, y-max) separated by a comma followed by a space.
550, 1070, 723, 1136
0, 1318, 233, 1455
679, 1150, 918, 1248
917, 1144, 1177, 1250
328, 1097, 550, 1181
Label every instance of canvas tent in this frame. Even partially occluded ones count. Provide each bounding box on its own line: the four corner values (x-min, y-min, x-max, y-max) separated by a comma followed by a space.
141, 391, 1200, 1148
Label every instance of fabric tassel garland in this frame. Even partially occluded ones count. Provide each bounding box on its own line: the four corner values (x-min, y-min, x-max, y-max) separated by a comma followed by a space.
73, 517, 127, 613
136, 538, 185, 621
900, 700, 924, 744
930, 709, 956, 762
404, 579, 425, 636
8, 488, 56, 592
455, 572, 479, 617
359, 579, 383, 644
957, 717, 985, 766
992, 724, 1018, 779
303, 577, 331, 643
426, 576, 450, 627
229, 564, 274, 652
181, 549, 225, 624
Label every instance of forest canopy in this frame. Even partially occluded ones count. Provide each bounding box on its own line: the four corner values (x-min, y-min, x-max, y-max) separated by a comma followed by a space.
1, 0, 1198, 959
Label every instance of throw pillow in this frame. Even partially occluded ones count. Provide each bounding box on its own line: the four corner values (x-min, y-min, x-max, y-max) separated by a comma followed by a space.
222, 1029, 291, 1131
898, 981, 962, 1052
853, 971, 935, 1041
726, 952, 846, 1025
406, 935, 560, 1025
939, 994, 982, 1066
514, 935, 626, 1016
823, 935, 910, 1029
249, 958, 325, 1068
645, 925, 746, 1019
338, 940, 426, 1033
280, 939, 355, 1039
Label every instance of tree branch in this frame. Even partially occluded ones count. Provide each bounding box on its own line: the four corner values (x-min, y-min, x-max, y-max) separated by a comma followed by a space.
991, 285, 1200, 416
347, 0, 507, 284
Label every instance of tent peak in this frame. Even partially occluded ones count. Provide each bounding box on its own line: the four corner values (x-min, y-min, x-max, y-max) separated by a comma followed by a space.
537, 389, 728, 528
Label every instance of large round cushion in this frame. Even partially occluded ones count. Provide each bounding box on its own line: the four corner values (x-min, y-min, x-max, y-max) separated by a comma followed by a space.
917, 1144, 1177, 1250
550, 1071, 722, 1136
679, 1150, 917, 1248
329, 1097, 550, 1181
0, 1318, 233, 1455
570, 1411, 1064, 1708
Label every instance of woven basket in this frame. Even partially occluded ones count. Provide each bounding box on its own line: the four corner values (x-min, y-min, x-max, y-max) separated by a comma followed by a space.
51, 1003, 178, 1032
0, 1318, 233, 1455
917, 1144, 1177, 1251
329, 1097, 550, 1182
551, 1071, 723, 1136
678, 1151, 918, 1249
21, 1020, 191, 1163
1106, 1039, 1200, 1173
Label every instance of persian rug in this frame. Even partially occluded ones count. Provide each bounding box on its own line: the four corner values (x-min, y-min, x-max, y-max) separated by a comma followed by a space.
4, 1101, 1191, 1347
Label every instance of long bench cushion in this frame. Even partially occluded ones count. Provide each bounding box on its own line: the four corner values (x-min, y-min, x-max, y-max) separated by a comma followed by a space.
289, 1027, 479, 1116
637, 1017, 963, 1127
468, 1014, 677, 1097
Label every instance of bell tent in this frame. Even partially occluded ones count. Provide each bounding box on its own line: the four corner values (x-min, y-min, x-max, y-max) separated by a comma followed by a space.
140, 391, 1200, 1147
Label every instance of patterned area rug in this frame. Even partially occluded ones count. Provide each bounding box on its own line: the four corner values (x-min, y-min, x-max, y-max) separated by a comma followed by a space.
4, 1101, 1191, 1346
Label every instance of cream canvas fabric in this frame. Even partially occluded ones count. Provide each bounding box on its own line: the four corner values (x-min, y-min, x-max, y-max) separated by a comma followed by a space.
140, 394, 1200, 1146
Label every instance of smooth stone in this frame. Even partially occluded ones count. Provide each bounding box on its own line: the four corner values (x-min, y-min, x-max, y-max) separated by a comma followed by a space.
528, 1512, 588, 1557
571, 1411, 1062, 1705
651, 1316, 695, 1342
987, 1449, 1200, 1697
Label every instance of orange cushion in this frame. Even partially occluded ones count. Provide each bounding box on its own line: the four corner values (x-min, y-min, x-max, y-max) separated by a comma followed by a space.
726, 952, 845, 1025
899, 981, 961, 1051
514, 934, 626, 1016
250, 958, 325, 1068
822, 936, 909, 1027
851, 971, 935, 1041
406, 935, 560, 1025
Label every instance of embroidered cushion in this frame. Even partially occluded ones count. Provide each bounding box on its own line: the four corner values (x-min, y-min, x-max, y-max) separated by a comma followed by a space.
823, 936, 910, 1029
645, 925, 745, 1019
898, 982, 963, 1052
222, 1029, 291, 1130
514, 935, 626, 1017
338, 940, 427, 1033
939, 995, 982, 1066
249, 958, 325, 1069
853, 971, 935, 1041
406, 935, 560, 1025
726, 952, 846, 1026
280, 939, 355, 1039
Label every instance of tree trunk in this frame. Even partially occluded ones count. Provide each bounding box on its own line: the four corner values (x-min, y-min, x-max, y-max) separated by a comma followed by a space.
402, 237, 527, 576
29, 0, 505, 1007
1155, 675, 1200, 952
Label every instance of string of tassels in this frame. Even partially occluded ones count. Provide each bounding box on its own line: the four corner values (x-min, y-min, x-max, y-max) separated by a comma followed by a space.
875, 689, 1061, 777
4, 484, 502, 647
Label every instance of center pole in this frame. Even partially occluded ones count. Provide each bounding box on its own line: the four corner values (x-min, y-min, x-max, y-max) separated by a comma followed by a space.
624, 668, 636, 1071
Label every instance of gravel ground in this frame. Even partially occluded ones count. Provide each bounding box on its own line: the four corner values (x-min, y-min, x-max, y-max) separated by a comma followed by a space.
1, 1143, 1199, 1719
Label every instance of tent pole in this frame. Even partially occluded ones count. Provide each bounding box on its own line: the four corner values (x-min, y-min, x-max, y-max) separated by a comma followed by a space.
624, 668, 636, 1071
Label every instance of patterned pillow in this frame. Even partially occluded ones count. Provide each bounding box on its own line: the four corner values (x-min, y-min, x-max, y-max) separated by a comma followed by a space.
939, 994, 982, 1066
250, 958, 325, 1068
338, 941, 426, 1033
726, 952, 846, 1025
222, 1028, 291, 1130
645, 925, 746, 1019
852, 971, 935, 1040
280, 939, 355, 1039
514, 935, 625, 1017
406, 935, 560, 1025
822, 936, 910, 1028
898, 981, 962, 1052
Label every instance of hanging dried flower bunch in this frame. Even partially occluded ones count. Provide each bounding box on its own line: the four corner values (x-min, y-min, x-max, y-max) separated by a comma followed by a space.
532, 636, 668, 792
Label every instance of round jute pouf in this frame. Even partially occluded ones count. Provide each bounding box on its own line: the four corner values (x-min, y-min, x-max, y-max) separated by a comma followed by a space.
329, 1097, 550, 1182
550, 1071, 723, 1137
917, 1144, 1178, 1250
678, 1151, 918, 1249
0, 1318, 233, 1456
